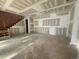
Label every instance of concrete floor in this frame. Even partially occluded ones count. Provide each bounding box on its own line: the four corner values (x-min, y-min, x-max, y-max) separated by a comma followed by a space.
0, 34, 78, 59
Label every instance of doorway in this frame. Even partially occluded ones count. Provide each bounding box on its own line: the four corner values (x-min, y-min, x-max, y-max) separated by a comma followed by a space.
26, 19, 28, 33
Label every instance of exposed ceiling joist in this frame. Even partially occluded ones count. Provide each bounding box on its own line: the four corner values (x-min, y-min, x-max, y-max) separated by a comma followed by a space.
18, 0, 48, 13
23, 0, 31, 5
2, 0, 14, 10
26, 0, 33, 4
6, 7, 20, 13
0, 2, 4, 5
20, 0, 30, 6
48, 1, 53, 8
34, 0, 38, 2
55, 0, 57, 6
44, 2, 49, 9
56, 0, 64, 5
29, 1, 75, 15
0, 0, 4, 3
46, 1, 51, 8
64, 0, 67, 3
11, 4, 23, 10
44, 1, 74, 12
12, 1, 26, 9
34, 0, 37, 2
0, 0, 76, 16
18, 0, 29, 6
0, 0, 6, 8
42, 0, 56, 9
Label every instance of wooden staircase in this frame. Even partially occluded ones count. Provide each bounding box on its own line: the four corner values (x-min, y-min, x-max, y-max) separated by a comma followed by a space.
0, 11, 23, 37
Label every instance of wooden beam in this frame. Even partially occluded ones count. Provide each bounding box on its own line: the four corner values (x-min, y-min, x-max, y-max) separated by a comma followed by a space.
18, 0, 48, 13
44, 2, 49, 9
64, 0, 67, 3
10, 4, 23, 10
29, 1, 75, 15
26, 0, 33, 4
2, 0, 14, 10
6, 7, 20, 13
49, 1, 53, 8
12, 1, 26, 8
0, 2, 4, 5
0, 5, 1, 7
47, 1, 51, 8
55, 0, 57, 6
18, 0, 29, 6
30, 0, 36, 3
0, 0, 5, 3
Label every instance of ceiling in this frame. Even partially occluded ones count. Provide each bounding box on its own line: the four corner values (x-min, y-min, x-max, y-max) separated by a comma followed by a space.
0, 0, 76, 17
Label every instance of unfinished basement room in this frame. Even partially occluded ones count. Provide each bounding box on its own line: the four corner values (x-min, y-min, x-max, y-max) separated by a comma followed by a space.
0, 0, 79, 59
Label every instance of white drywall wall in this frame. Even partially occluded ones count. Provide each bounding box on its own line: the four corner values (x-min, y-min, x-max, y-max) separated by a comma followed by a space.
71, 0, 79, 46
10, 17, 26, 35
34, 13, 70, 36
50, 13, 70, 28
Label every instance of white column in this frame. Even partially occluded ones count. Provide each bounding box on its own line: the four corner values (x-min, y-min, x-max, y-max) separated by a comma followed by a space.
71, 0, 79, 45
